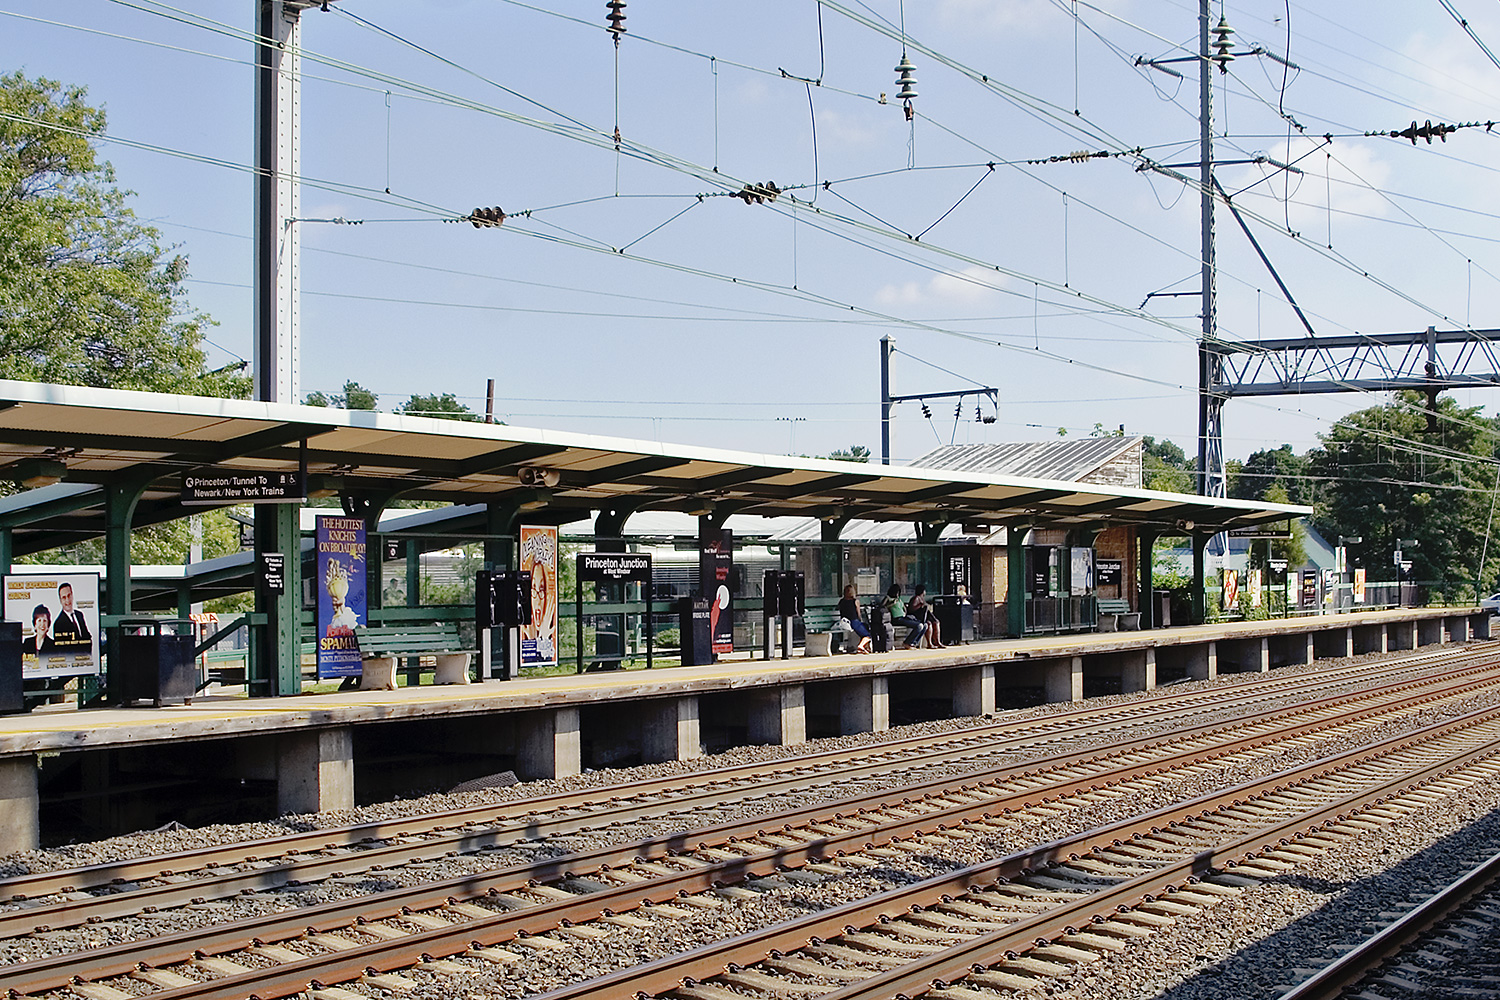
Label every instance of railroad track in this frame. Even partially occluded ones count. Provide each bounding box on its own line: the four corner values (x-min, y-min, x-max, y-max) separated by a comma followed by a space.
4, 643, 1485, 919
3, 649, 1499, 1000
2, 644, 1488, 941
1277, 847, 1500, 1000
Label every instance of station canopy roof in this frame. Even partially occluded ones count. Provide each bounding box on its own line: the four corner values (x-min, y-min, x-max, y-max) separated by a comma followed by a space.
0, 381, 1307, 558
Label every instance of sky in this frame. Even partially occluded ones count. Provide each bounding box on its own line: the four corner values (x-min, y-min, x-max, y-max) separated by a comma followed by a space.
7, 0, 1500, 466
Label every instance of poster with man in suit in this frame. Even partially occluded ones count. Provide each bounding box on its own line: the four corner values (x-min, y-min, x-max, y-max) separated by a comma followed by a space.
3, 573, 101, 678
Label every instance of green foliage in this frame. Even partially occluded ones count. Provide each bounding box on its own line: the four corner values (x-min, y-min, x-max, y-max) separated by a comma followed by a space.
1231, 445, 1312, 505
399, 392, 480, 422
1141, 435, 1193, 494
18, 508, 246, 566
0, 72, 246, 397
1310, 392, 1495, 590
825, 444, 871, 462
305, 380, 377, 410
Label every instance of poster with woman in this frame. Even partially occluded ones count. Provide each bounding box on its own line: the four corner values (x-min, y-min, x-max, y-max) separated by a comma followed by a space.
3, 572, 100, 678
519, 525, 558, 667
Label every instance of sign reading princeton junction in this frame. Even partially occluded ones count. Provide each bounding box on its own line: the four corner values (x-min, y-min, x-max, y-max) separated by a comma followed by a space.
577, 552, 653, 583
182, 469, 305, 504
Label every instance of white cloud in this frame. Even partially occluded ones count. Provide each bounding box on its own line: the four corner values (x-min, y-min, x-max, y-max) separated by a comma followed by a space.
875, 264, 1010, 307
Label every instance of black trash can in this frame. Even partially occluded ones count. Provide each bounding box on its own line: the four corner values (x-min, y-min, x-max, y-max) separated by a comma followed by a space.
0, 622, 21, 715
676, 597, 713, 666
934, 595, 975, 644
117, 618, 197, 706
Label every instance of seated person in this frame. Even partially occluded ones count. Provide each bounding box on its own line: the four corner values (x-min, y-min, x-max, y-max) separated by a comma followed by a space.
910, 584, 945, 648
879, 584, 926, 649
837, 585, 873, 653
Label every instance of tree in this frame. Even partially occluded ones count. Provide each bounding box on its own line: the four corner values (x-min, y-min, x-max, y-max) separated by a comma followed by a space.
398, 392, 480, 422
826, 444, 870, 463
1231, 445, 1311, 505
1309, 392, 1496, 591
1141, 435, 1193, 493
0, 72, 247, 397
305, 381, 377, 410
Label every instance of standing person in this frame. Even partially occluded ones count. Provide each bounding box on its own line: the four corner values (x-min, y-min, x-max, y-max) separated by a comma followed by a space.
52, 582, 90, 648
837, 585, 873, 654
911, 584, 945, 648
880, 584, 926, 649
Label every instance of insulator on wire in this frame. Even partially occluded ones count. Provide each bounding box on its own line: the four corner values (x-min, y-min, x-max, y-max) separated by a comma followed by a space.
895, 55, 918, 101
606, 0, 626, 39
955, 401, 963, 419
1211, 16, 1234, 72
468, 206, 505, 228
975, 405, 983, 423
920, 400, 932, 419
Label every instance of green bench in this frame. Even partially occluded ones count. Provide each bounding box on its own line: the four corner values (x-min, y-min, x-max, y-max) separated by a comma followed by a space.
1096, 598, 1140, 632
304, 621, 476, 690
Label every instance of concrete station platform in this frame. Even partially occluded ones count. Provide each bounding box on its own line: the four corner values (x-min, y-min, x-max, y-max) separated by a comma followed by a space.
0, 606, 1488, 854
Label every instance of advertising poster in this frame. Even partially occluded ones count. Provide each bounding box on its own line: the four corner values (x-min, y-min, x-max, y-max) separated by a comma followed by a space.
4, 573, 100, 679
1069, 548, 1094, 597
1248, 569, 1262, 607
520, 524, 558, 667
1223, 569, 1239, 608
1301, 569, 1319, 608
316, 515, 366, 679
700, 529, 734, 655
1322, 569, 1337, 606
1353, 567, 1367, 603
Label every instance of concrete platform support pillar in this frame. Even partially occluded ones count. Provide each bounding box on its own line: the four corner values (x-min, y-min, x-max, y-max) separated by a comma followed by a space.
839, 676, 889, 735
1184, 642, 1215, 681
517, 707, 581, 780
749, 684, 807, 746
1473, 614, 1492, 640
1256, 636, 1270, 672
1121, 648, 1156, 693
0, 755, 39, 854
277, 726, 354, 816
1044, 656, 1083, 704
952, 665, 995, 718
641, 696, 701, 763
1341, 628, 1354, 658
1448, 616, 1471, 643
1418, 617, 1444, 646
1390, 620, 1416, 651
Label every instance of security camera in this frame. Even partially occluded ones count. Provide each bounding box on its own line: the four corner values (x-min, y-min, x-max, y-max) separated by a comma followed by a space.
518, 466, 561, 488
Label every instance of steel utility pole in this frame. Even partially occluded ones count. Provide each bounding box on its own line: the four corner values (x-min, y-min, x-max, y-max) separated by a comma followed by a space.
1196, 0, 1225, 500
254, 0, 312, 404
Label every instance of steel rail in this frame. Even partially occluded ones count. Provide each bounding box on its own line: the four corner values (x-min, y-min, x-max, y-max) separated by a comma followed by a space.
32, 702, 1500, 1000
3, 645, 1478, 905
1274, 848, 1500, 1000
530, 708, 1500, 1000
6, 667, 1466, 995
4, 652, 1491, 939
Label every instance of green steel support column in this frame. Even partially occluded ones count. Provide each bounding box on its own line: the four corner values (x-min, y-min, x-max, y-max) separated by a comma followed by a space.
1192, 533, 1209, 624
0, 527, 11, 576
176, 584, 192, 622
1007, 525, 1029, 638
253, 503, 302, 697
406, 541, 421, 608
1138, 530, 1159, 629
103, 480, 149, 704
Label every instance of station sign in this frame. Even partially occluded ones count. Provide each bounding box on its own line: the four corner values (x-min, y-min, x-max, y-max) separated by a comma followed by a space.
577, 552, 652, 583
182, 468, 305, 504
259, 552, 286, 596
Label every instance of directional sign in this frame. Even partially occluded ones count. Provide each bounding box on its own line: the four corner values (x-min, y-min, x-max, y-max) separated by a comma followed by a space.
182, 469, 305, 505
